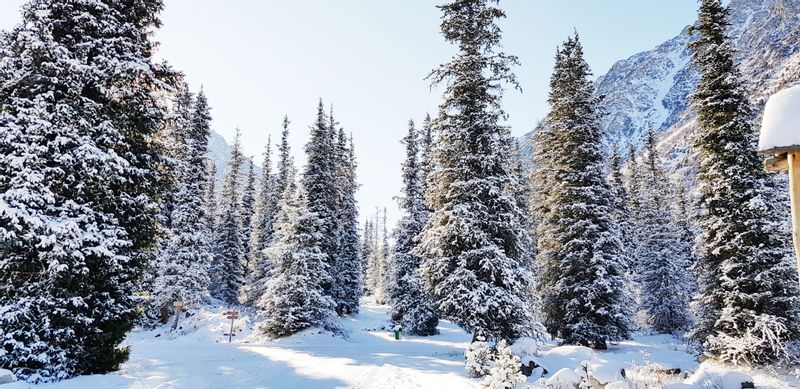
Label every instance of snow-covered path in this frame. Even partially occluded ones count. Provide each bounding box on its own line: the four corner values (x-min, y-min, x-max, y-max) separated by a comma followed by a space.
15, 300, 799, 388
32, 301, 479, 389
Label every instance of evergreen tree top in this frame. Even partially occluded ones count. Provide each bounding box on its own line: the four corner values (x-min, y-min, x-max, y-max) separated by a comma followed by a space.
429, 0, 520, 108
437, 0, 507, 54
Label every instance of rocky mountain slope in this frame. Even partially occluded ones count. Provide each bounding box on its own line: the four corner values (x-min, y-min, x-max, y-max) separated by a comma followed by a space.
208, 130, 232, 181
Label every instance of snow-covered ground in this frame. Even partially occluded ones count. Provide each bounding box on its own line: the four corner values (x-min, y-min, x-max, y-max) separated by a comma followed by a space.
5, 299, 798, 389
22, 299, 477, 389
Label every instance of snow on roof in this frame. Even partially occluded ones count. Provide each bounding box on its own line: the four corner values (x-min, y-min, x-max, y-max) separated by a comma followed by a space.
759, 84, 800, 154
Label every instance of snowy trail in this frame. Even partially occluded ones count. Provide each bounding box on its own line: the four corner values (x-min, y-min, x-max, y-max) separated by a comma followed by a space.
18, 300, 799, 388
31, 301, 478, 389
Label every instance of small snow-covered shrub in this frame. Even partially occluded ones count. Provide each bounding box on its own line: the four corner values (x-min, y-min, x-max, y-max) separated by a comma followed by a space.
481, 340, 526, 389
544, 368, 581, 389
466, 336, 494, 378
511, 337, 541, 359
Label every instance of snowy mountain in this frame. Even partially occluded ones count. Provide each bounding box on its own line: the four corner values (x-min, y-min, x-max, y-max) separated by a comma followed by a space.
522, 0, 800, 170
207, 130, 261, 181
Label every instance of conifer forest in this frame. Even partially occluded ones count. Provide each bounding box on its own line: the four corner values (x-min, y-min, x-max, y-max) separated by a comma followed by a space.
1, 0, 800, 388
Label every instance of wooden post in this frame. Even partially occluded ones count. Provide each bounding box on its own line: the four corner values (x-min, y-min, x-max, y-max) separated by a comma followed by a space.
171, 300, 184, 332
224, 311, 238, 343
228, 317, 234, 344
789, 152, 800, 284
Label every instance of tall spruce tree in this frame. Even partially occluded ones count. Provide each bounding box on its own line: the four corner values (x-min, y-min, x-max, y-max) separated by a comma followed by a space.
256, 168, 336, 337
608, 143, 629, 228
636, 129, 692, 334
608, 142, 634, 275
333, 131, 362, 314
379, 208, 393, 301
626, 144, 643, 221
240, 157, 257, 270
302, 101, 338, 299
419, 114, 435, 205
252, 137, 277, 258
624, 143, 644, 286
210, 130, 247, 305
242, 138, 278, 306
529, 122, 565, 337
204, 158, 218, 231
360, 219, 374, 292
0, 0, 173, 381
674, 179, 698, 282
157, 84, 192, 234
389, 120, 439, 335
688, 0, 800, 365
367, 209, 389, 303
416, 0, 536, 342
536, 33, 631, 349
275, 116, 292, 198
151, 88, 214, 315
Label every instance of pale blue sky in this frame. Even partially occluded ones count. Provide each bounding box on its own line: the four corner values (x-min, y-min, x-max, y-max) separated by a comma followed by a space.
0, 1, 699, 223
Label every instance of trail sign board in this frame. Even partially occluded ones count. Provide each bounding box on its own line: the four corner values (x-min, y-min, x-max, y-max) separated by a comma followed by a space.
223, 311, 239, 343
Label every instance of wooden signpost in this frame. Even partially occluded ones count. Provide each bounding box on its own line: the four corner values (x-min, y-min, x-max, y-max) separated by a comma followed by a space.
224, 311, 239, 343
759, 85, 800, 283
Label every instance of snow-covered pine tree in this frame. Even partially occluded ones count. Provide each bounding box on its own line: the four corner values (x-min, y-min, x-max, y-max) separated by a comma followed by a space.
157, 83, 193, 234
150, 87, 214, 316
302, 101, 338, 299
529, 122, 566, 337
0, 0, 173, 380
379, 208, 393, 302
506, 138, 541, 324
687, 0, 800, 365
608, 143, 628, 231
419, 113, 435, 206
241, 138, 278, 307
333, 131, 362, 315
104, 3, 177, 317
507, 139, 533, 232
204, 157, 218, 231
626, 144, 643, 225
360, 219, 374, 293
194, 93, 218, 271
538, 33, 631, 349
674, 179, 698, 283
275, 116, 292, 198
624, 144, 645, 284
256, 168, 336, 338
465, 336, 494, 378
388, 120, 439, 335
252, 137, 277, 259
367, 209, 389, 303
325, 109, 345, 312
636, 129, 692, 334
210, 129, 247, 305
481, 340, 526, 389
608, 142, 634, 275
417, 0, 536, 342
240, 157, 257, 270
